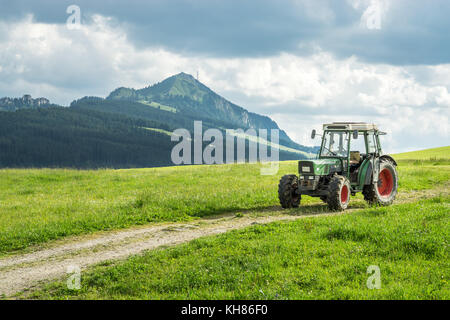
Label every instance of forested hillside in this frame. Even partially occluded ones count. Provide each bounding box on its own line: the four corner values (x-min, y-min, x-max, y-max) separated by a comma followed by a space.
0, 108, 174, 168
0, 106, 306, 168
0, 73, 317, 168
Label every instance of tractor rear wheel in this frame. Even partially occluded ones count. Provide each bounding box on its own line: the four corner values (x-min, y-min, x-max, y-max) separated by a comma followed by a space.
327, 175, 351, 211
278, 175, 301, 208
363, 159, 398, 206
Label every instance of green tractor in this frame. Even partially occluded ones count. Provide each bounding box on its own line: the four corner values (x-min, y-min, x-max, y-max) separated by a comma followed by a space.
278, 122, 398, 211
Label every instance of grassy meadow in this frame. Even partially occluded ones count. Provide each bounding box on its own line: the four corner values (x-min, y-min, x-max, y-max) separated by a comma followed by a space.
1, 146, 449, 299
29, 195, 449, 299
0, 147, 449, 255
393, 146, 449, 161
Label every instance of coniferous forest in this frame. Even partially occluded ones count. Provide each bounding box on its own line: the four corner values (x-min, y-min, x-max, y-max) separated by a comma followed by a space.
0, 73, 316, 169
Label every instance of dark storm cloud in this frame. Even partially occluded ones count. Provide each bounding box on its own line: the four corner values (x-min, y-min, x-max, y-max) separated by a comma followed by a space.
323, 1, 450, 65
0, 0, 449, 64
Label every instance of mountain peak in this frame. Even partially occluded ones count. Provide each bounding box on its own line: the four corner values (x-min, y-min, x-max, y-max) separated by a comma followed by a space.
173, 72, 196, 80
89, 73, 314, 153
168, 72, 201, 89
125, 72, 208, 102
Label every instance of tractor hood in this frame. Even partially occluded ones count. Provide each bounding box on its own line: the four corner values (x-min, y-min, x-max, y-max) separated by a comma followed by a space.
298, 159, 342, 176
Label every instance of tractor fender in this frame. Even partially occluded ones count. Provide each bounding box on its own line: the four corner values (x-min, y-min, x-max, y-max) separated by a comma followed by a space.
364, 161, 373, 185
358, 158, 374, 186
379, 155, 397, 166
361, 155, 397, 187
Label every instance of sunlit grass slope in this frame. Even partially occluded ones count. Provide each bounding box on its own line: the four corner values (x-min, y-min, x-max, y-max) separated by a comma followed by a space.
393, 146, 449, 161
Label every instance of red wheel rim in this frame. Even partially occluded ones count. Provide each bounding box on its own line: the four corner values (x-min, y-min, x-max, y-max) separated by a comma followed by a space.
341, 185, 349, 204
378, 168, 394, 196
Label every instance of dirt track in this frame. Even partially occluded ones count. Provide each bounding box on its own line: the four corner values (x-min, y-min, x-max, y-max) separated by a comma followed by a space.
0, 187, 446, 298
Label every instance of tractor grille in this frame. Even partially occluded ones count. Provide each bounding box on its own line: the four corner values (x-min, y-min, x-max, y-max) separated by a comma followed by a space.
299, 176, 320, 190
298, 161, 314, 175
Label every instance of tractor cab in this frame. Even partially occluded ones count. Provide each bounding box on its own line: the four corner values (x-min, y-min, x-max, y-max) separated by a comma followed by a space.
314, 122, 385, 185
279, 122, 398, 211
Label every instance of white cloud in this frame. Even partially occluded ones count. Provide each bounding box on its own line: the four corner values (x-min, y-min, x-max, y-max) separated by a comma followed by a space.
0, 14, 448, 153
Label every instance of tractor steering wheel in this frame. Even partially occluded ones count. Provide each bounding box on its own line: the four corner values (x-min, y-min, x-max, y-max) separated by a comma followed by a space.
322, 146, 337, 156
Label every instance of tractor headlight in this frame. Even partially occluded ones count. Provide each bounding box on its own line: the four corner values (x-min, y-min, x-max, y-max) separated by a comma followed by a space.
299, 176, 305, 180
308, 176, 315, 180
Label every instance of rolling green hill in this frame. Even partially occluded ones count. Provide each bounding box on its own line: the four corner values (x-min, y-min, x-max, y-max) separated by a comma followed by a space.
393, 146, 449, 160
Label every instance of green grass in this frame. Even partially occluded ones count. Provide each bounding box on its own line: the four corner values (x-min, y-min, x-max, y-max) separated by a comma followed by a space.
28, 196, 449, 300
0, 159, 449, 255
0, 163, 308, 255
138, 100, 177, 113
142, 127, 173, 136
397, 162, 450, 190
3, 147, 449, 299
393, 146, 449, 161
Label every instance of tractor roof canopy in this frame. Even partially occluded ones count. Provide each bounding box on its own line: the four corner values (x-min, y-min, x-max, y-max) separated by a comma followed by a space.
323, 122, 378, 131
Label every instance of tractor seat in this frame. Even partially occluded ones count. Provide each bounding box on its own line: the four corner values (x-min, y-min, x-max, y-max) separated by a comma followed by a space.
350, 151, 361, 165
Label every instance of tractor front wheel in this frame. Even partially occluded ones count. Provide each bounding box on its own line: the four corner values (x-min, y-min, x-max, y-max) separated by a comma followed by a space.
278, 175, 301, 208
363, 159, 398, 206
327, 175, 351, 211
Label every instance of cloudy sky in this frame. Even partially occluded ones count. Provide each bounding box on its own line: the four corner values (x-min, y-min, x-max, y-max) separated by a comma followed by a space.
0, 0, 449, 152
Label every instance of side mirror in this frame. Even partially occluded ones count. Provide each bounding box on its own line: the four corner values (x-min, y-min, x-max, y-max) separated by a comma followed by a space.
353, 130, 358, 139
311, 129, 316, 139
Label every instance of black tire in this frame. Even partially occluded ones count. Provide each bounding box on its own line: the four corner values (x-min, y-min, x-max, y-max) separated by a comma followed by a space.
278, 175, 301, 208
327, 175, 351, 211
320, 196, 328, 203
363, 159, 398, 206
